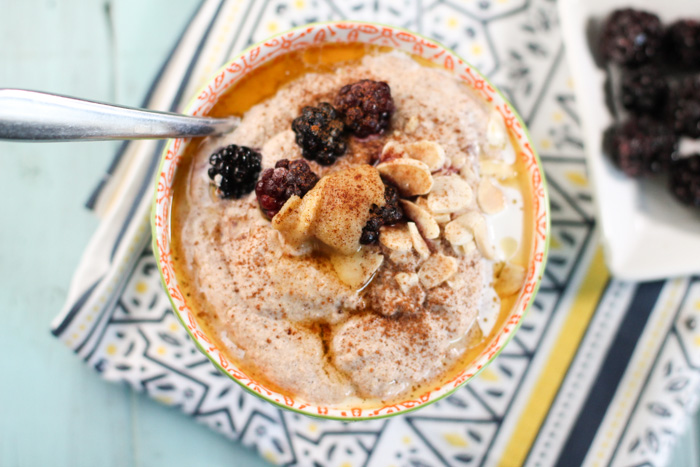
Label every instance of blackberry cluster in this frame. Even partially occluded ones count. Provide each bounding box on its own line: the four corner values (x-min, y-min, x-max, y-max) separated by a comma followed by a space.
599, 8, 664, 67
291, 103, 347, 165
597, 8, 700, 210
360, 184, 404, 245
335, 80, 395, 138
603, 118, 678, 177
668, 76, 700, 138
666, 20, 700, 69
669, 155, 700, 208
255, 159, 319, 218
620, 66, 667, 114
208, 144, 262, 199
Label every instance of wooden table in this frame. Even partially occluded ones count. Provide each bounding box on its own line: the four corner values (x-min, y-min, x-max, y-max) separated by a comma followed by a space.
0, 1, 697, 465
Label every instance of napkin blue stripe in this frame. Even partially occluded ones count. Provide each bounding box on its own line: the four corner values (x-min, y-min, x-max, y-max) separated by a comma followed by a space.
222, 0, 260, 63
608, 281, 693, 464
477, 231, 598, 465
74, 256, 143, 355
322, 0, 345, 20
279, 412, 298, 467
75, 0, 251, 360
524, 46, 565, 126
245, 0, 275, 48
546, 174, 592, 222
84, 0, 206, 211
553, 280, 665, 467
52, 0, 226, 340
108, 140, 164, 262
169, 0, 226, 114
84, 147, 124, 211
51, 278, 103, 337
108, 0, 226, 263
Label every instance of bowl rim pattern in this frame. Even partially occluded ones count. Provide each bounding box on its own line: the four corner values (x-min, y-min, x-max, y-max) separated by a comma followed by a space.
151, 20, 551, 421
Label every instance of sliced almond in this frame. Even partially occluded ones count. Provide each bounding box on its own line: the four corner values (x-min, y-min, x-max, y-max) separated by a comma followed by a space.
407, 222, 430, 259
382, 139, 446, 171
435, 213, 451, 224
377, 158, 433, 197
394, 272, 420, 295
330, 249, 384, 290
492, 261, 505, 277
480, 159, 517, 180
400, 200, 439, 239
416, 199, 450, 225
500, 236, 519, 260
478, 286, 501, 336
477, 177, 506, 214
451, 152, 468, 170
494, 262, 526, 297
486, 109, 508, 150
379, 224, 413, 252
459, 165, 478, 184
444, 219, 474, 246
380, 140, 404, 163
402, 140, 446, 171
404, 115, 419, 133
415, 196, 430, 210
416, 195, 451, 223
453, 211, 498, 260
460, 239, 478, 256
418, 254, 458, 289
427, 175, 473, 214
451, 238, 477, 257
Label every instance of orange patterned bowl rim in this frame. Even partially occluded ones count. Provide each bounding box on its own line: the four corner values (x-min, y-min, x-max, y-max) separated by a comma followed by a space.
152, 21, 550, 421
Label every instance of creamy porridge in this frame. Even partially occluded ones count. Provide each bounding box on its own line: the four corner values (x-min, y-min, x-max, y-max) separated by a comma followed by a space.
171, 45, 530, 406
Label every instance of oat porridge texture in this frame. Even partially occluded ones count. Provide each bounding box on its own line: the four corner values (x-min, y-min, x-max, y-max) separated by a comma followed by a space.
174, 51, 523, 405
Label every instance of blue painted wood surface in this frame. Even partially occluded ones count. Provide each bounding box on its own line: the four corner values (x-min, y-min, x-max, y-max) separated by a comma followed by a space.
0, 1, 268, 465
0, 1, 696, 466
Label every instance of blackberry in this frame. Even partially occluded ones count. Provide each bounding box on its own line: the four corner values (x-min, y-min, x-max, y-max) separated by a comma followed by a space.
291, 103, 347, 165
666, 20, 700, 69
620, 66, 668, 114
208, 144, 262, 199
360, 215, 383, 244
599, 8, 664, 67
378, 184, 404, 225
255, 159, 319, 218
669, 155, 700, 208
360, 184, 405, 245
335, 80, 395, 137
602, 117, 678, 177
668, 76, 700, 138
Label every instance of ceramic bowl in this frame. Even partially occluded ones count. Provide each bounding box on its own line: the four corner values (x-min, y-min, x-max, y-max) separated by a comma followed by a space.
152, 21, 550, 420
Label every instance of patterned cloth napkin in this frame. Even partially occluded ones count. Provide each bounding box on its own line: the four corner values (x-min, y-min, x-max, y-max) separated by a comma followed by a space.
53, 1, 700, 465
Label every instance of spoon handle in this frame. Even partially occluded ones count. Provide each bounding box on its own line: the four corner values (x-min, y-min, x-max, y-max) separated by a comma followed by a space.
0, 89, 238, 141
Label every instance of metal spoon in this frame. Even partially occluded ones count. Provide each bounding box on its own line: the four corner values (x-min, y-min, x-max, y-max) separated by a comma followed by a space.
0, 89, 238, 141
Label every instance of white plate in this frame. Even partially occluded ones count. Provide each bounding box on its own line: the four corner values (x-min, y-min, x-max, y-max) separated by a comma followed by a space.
558, 0, 700, 281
